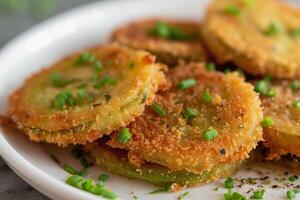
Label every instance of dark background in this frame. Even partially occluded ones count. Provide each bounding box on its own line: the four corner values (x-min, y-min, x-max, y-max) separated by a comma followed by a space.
0, 1, 97, 199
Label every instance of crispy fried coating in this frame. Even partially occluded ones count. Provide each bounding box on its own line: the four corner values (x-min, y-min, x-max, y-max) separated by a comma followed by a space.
260, 80, 300, 159
8, 44, 166, 146
85, 141, 241, 189
111, 19, 207, 66
201, 0, 300, 79
108, 63, 263, 174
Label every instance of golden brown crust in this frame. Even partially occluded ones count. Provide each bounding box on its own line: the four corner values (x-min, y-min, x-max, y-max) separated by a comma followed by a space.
111, 19, 207, 66
8, 44, 167, 146
201, 0, 300, 79
108, 62, 263, 174
260, 80, 300, 159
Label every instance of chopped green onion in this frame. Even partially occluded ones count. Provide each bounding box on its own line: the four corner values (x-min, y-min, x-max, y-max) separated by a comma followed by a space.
291, 80, 300, 91
261, 117, 273, 127
82, 178, 94, 191
93, 76, 116, 89
202, 90, 212, 104
177, 79, 196, 90
289, 175, 298, 182
98, 174, 109, 182
92, 184, 118, 199
64, 164, 79, 175
66, 175, 85, 189
77, 89, 86, 99
77, 168, 88, 176
80, 158, 89, 168
223, 5, 241, 16
203, 128, 218, 141
205, 62, 216, 72
183, 107, 197, 122
148, 185, 172, 194
148, 22, 189, 40
254, 80, 268, 95
151, 103, 166, 116
94, 60, 103, 73
265, 22, 282, 36
251, 189, 265, 199
291, 28, 300, 37
293, 100, 300, 108
51, 73, 77, 88
225, 177, 234, 189
178, 192, 190, 200
224, 190, 247, 200
287, 189, 300, 199
117, 128, 132, 144
263, 74, 272, 82
54, 91, 75, 110
76, 52, 96, 64
266, 88, 276, 97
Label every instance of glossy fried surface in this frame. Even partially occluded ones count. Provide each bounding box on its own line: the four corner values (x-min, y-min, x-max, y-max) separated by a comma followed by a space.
8, 45, 166, 146
111, 19, 207, 66
202, 0, 300, 79
260, 80, 300, 159
85, 141, 241, 189
108, 63, 263, 174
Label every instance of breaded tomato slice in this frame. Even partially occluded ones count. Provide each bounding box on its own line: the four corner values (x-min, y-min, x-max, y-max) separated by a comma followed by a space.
8, 44, 166, 146
257, 79, 300, 159
202, 0, 300, 79
111, 19, 207, 66
108, 63, 262, 174
85, 141, 241, 190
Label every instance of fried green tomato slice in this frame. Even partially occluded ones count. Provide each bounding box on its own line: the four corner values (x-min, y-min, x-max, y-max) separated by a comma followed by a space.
85, 141, 241, 189
201, 0, 300, 79
8, 45, 166, 146
258, 79, 300, 159
111, 19, 207, 66
108, 63, 263, 174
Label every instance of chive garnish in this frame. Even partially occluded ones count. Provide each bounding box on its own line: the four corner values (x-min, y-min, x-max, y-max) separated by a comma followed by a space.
77, 89, 86, 99
177, 79, 196, 90
261, 117, 273, 127
203, 128, 218, 141
117, 128, 132, 144
224, 177, 234, 189
64, 164, 79, 175
54, 91, 75, 110
76, 52, 96, 64
223, 5, 241, 16
254, 80, 276, 97
80, 158, 89, 168
98, 174, 109, 182
183, 107, 197, 122
287, 189, 300, 199
148, 185, 172, 194
94, 60, 103, 73
291, 80, 300, 91
292, 100, 300, 108
148, 22, 189, 40
202, 90, 212, 104
205, 62, 216, 72
93, 76, 116, 89
289, 175, 298, 182
224, 189, 246, 200
250, 189, 265, 199
51, 73, 77, 88
151, 103, 166, 116
264, 22, 282, 36
178, 192, 189, 200
66, 175, 118, 199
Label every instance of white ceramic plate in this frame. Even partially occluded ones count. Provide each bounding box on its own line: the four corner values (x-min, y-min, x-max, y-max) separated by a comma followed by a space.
0, 0, 300, 199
